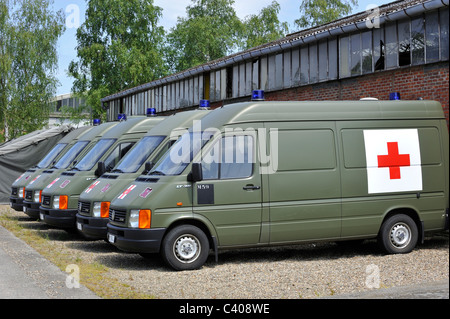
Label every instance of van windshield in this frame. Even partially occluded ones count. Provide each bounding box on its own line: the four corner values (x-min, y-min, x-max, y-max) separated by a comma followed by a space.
150, 131, 215, 176
74, 139, 116, 171
114, 136, 165, 173
36, 143, 67, 168
54, 141, 89, 169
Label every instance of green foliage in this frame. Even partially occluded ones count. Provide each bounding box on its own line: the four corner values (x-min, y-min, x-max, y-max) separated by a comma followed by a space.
0, 0, 65, 142
240, 1, 289, 51
165, 0, 243, 73
165, 0, 291, 73
295, 0, 358, 29
69, 0, 167, 119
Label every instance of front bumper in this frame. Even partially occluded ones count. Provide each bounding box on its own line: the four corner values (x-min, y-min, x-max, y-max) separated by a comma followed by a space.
107, 223, 166, 254
9, 197, 24, 212
76, 214, 108, 239
39, 206, 78, 228
22, 200, 41, 219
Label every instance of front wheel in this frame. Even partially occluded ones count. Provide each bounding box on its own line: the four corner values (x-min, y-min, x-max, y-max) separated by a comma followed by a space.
378, 214, 418, 254
161, 225, 210, 271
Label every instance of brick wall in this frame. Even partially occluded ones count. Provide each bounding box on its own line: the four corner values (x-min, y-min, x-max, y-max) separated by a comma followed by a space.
205, 61, 449, 128
263, 61, 449, 128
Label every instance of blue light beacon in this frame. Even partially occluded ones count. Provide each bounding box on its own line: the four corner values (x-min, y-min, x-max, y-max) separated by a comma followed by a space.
252, 90, 265, 101
147, 108, 157, 117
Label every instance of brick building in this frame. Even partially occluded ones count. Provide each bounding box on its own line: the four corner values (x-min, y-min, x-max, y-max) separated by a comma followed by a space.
101, 0, 449, 126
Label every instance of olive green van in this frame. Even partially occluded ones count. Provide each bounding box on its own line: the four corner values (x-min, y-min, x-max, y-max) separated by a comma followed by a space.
10, 126, 92, 213
76, 109, 210, 239
21, 122, 117, 219
39, 116, 163, 228
106, 99, 449, 271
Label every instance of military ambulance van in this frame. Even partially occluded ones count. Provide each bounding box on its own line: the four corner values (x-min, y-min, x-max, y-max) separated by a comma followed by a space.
21, 122, 117, 219
40, 116, 163, 228
76, 109, 211, 239
106, 98, 449, 271
10, 126, 92, 212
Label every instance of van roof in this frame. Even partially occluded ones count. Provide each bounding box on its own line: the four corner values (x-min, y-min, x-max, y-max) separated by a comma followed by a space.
101, 117, 158, 139
147, 110, 211, 136
200, 100, 445, 127
78, 121, 118, 141
58, 126, 92, 144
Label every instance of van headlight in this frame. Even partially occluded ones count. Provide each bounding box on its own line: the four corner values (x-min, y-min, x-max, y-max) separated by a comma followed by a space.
129, 210, 140, 228
53, 195, 68, 210
93, 202, 101, 217
34, 190, 42, 203
93, 202, 110, 218
129, 209, 151, 229
53, 196, 60, 209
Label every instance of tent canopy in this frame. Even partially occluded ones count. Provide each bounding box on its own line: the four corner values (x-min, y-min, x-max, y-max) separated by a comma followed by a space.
0, 125, 73, 203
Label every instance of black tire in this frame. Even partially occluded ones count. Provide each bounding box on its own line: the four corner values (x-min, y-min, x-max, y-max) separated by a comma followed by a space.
378, 214, 418, 254
161, 225, 210, 271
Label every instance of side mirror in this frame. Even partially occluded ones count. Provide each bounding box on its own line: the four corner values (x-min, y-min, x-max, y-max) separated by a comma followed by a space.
96, 161, 106, 177
189, 163, 203, 182
143, 161, 154, 174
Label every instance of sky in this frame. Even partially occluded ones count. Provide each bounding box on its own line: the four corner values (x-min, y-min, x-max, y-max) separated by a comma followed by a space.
53, 0, 392, 96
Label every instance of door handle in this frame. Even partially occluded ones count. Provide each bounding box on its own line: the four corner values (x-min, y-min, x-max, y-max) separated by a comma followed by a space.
243, 185, 261, 191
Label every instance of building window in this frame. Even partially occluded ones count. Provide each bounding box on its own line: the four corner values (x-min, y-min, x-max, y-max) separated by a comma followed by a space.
226, 67, 233, 99
440, 7, 449, 60
411, 15, 425, 65
309, 43, 318, 83
398, 20, 411, 66
318, 40, 328, 81
385, 22, 398, 69
426, 10, 440, 62
351, 33, 361, 76
362, 30, 373, 74
339, 36, 350, 78
373, 27, 385, 71
328, 38, 338, 80
300, 46, 309, 84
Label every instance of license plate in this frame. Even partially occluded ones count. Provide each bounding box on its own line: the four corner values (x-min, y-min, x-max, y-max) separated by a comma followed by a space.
39, 213, 44, 221
108, 234, 116, 243
23, 206, 27, 213
77, 222, 83, 231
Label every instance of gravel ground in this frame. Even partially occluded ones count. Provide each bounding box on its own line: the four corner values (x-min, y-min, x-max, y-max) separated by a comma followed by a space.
2, 206, 448, 299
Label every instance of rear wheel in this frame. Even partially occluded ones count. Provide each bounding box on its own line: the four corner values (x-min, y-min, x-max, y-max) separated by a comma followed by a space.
161, 225, 210, 271
378, 214, 418, 254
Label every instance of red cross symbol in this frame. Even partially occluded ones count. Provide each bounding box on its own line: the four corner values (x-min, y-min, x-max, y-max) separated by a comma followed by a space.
85, 181, 100, 194
377, 142, 411, 180
118, 185, 136, 199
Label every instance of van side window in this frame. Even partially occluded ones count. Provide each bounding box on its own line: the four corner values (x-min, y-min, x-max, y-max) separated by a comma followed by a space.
202, 135, 254, 180
104, 142, 134, 171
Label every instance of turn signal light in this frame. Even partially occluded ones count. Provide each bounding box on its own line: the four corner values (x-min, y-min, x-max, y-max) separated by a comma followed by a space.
59, 195, 68, 210
100, 202, 110, 218
139, 210, 151, 229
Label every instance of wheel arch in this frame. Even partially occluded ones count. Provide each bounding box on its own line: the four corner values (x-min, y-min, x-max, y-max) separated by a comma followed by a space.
380, 207, 424, 243
163, 217, 218, 254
